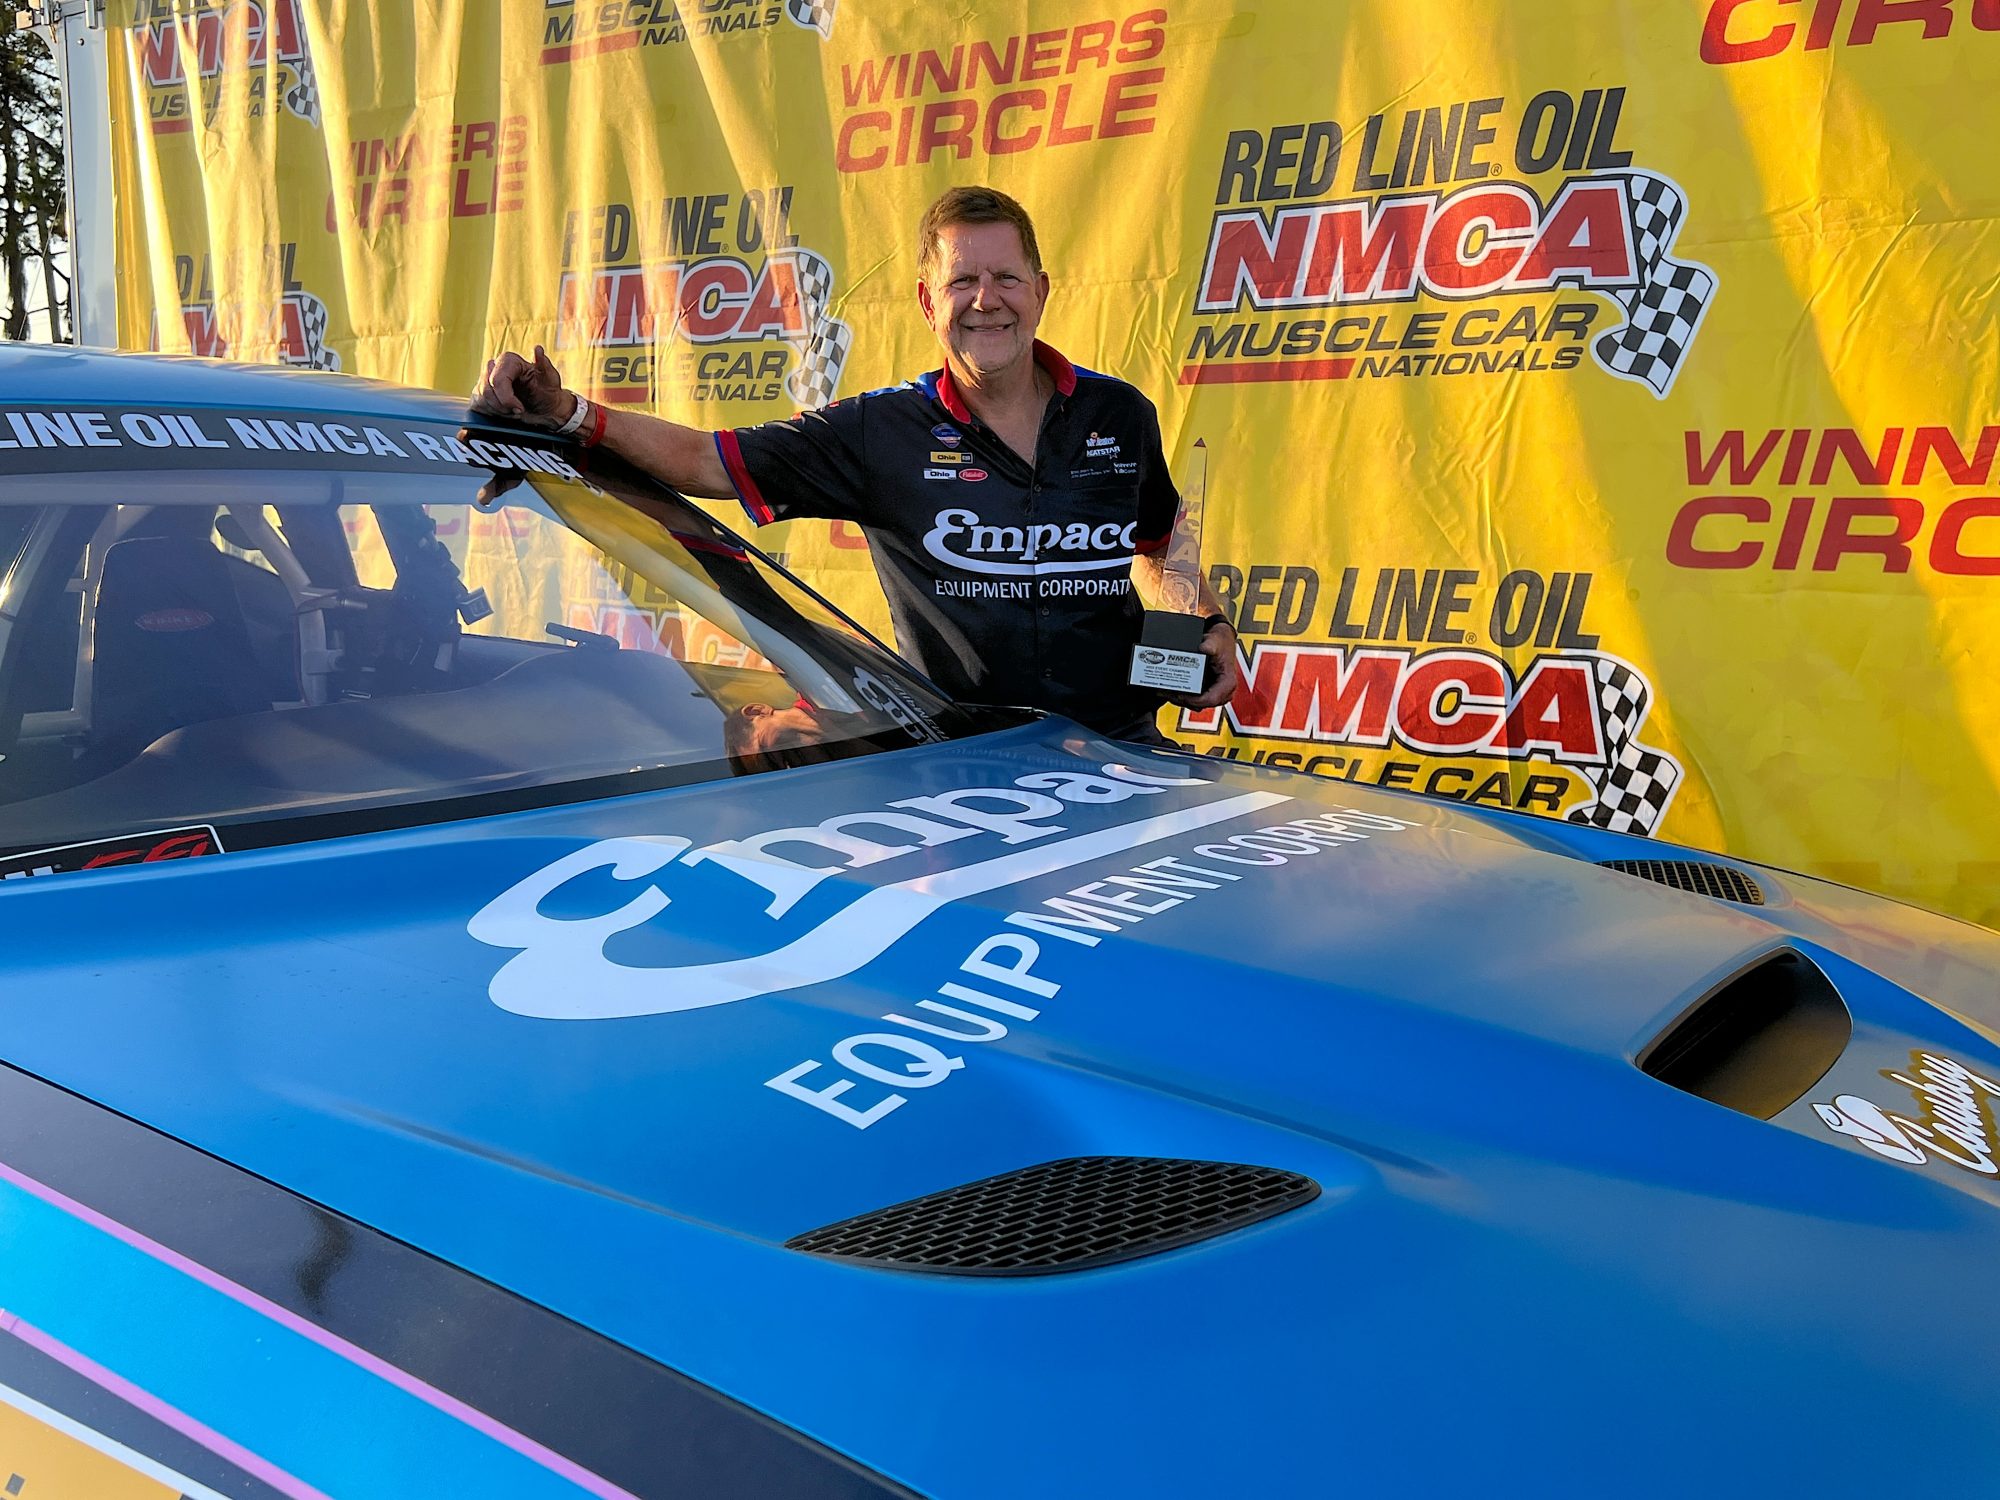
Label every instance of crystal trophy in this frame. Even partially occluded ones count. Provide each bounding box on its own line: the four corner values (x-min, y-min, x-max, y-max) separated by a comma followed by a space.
1128, 447, 1211, 694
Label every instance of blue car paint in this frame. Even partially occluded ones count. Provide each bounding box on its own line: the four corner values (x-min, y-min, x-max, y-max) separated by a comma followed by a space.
4, 717, 1999, 1495
4, 348, 2000, 1494
0, 1169, 593, 1499
1, 342, 469, 425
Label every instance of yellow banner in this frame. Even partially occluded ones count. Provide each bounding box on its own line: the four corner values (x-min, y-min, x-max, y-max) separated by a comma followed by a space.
106, 0, 2000, 924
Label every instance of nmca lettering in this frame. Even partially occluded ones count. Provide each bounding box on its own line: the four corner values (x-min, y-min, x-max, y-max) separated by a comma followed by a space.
1183, 642, 1606, 765
1199, 179, 1637, 313
556, 253, 815, 348
161, 293, 339, 372
135, 0, 309, 86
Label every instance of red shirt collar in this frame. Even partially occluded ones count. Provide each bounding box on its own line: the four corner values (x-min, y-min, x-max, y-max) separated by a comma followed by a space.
935, 340, 1078, 425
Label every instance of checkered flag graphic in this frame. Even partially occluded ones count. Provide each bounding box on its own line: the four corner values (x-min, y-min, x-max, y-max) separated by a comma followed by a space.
283, 53, 322, 126
1566, 656, 1682, 835
289, 293, 341, 372
784, 249, 853, 408
784, 0, 837, 37
788, 318, 853, 408
1590, 172, 1716, 399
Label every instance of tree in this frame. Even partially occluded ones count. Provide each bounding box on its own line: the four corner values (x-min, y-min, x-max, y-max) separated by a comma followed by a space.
1, 12, 67, 343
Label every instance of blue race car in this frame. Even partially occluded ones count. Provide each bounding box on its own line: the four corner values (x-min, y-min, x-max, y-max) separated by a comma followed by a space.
1, 343, 1996, 1498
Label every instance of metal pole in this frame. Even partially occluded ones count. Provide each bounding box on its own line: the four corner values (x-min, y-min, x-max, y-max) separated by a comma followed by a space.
31, 1, 114, 347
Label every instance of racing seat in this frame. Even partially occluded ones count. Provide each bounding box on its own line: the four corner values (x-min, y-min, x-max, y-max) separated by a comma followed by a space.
108, 506, 299, 704
86, 534, 274, 768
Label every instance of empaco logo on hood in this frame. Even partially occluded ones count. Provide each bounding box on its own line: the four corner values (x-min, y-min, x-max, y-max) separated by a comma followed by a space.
469, 761, 1290, 1020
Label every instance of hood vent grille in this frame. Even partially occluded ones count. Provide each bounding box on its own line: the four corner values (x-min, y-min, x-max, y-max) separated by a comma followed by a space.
786, 1157, 1319, 1276
1638, 949, 1850, 1119
1600, 858, 1765, 905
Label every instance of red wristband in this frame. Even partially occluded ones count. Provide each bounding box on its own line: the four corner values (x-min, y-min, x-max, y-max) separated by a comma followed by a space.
582, 399, 609, 449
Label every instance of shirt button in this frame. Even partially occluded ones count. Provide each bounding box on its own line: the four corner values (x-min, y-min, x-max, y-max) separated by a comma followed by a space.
1039, 605, 1051, 616
1042, 667, 1053, 678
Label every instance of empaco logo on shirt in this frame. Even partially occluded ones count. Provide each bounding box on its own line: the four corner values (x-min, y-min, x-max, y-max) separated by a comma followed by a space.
923, 507, 1137, 576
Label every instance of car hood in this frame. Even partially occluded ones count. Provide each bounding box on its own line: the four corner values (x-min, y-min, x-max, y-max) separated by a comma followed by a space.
6, 720, 2000, 1494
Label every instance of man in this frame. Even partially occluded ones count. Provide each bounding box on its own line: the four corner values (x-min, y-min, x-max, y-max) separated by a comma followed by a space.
473, 185, 1238, 742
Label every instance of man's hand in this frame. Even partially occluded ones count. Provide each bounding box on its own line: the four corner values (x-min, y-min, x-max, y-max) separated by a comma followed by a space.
472, 345, 735, 499
472, 345, 575, 429
1170, 618, 1241, 711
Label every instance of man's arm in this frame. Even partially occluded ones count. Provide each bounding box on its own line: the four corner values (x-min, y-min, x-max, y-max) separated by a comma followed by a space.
1130, 549, 1242, 711
473, 346, 734, 499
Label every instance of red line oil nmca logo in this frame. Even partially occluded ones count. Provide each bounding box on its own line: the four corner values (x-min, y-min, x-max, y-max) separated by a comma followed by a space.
150, 245, 340, 371
1178, 563, 1684, 834
540, 0, 835, 64
555, 188, 852, 410
1184, 88, 1717, 398
127, 0, 320, 136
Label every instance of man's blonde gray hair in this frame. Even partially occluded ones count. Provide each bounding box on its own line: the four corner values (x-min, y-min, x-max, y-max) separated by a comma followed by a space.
916, 186, 1045, 282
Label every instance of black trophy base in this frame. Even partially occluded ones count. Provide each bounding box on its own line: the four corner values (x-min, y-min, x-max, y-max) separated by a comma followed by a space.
1129, 611, 1209, 694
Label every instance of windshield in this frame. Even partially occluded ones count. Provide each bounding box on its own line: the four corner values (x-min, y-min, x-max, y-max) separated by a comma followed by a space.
0, 419, 997, 859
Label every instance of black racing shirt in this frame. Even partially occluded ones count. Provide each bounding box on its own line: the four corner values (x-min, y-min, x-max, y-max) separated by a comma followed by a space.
715, 341, 1180, 733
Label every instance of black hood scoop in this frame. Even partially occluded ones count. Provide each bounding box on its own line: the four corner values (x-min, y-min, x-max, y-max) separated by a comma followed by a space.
786, 1157, 1320, 1276
1638, 949, 1851, 1119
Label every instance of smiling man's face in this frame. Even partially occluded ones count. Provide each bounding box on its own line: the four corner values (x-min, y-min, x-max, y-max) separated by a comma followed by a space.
918, 221, 1050, 385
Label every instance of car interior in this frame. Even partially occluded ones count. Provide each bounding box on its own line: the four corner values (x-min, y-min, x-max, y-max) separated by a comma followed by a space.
0, 474, 955, 851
